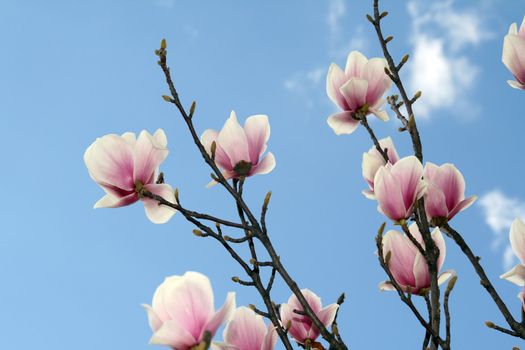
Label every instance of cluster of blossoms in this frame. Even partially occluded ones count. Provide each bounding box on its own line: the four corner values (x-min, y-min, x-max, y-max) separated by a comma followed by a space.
324, 50, 478, 294
142, 271, 337, 350
82, 11, 525, 349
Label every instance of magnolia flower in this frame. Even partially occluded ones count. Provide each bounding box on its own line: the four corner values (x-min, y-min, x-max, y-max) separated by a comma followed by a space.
84, 129, 176, 224
424, 162, 477, 223
280, 289, 338, 345
379, 223, 455, 295
374, 156, 426, 222
362, 137, 400, 199
201, 111, 276, 184
326, 51, 392, 135
502, 16, 525, 89
143, 271, 236, 349
212, 307, 277, 350
500, 218, 525, 287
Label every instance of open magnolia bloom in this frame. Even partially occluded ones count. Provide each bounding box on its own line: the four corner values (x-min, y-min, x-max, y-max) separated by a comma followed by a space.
502, 16, 525, 90
500, 218, 525, 287
280, 289, 338, 345
143, 271, 236, 350
379, 223, 455, 295
212, 306, 277, 350
84, 129, 176, 224
374, 156, 426, 222
424, 162, 477, 223
362, 137, 400, 199
326, 51, 392, 135
201, 111, 276, 185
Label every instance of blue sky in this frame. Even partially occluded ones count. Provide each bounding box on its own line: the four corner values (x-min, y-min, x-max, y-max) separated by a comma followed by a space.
1, 0, 525, 348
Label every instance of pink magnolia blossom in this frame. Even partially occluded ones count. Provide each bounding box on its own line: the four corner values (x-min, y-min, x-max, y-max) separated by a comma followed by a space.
362, 137, 400, 199
201, 111, 275, 184
84, 129, 176, 224
423, 163, 477, 223
500, 218, 525, 287
374, 156, 426, 222
379, 223, 455, 295
280, 289, 338, 345
326, 51, 392, 135
143, 271, 236, 349
212, 306, 277, 350
502, 16, 525, 89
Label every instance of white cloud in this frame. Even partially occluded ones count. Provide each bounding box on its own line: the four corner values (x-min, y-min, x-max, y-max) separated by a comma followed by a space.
478, 190, 525, 269
407, 0, 492, 119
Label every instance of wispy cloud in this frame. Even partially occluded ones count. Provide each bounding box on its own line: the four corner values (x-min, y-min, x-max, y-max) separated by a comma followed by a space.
283, 67, 325, 108
478, 190, 525, 269
407, 0, 492, 119
284, 0, 367, 106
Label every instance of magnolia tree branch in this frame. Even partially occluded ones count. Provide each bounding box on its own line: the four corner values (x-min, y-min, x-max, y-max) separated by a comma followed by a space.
367, 1, 442, 348
442, 223, 525, 338
151, 42, 348, 350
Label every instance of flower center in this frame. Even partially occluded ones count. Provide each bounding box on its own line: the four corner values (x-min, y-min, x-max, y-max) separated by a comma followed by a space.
233, 160, 252, 176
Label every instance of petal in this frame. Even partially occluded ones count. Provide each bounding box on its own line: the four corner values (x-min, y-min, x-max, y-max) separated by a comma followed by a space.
133, 130, 169, 185
279, 303, 308, 344
142, 184, 177, 224
362, 150, 386, 185
327, 111, 359, 135
374, 166, 408, 221
509, 22, 518, 35
223, 307, 266, 350
507, 79, 525, 90
437, 270, 456, 286
250, 152, 276, 176
318, 304, 339, 328
93, 193, 138, 209
142, 304, 163, 332
163, 271, 215, 339
500, 264, 525, 286
413, 251, 430, 289
244, 115, 271, 165
383, 230, 417, 287
510, 218, 525, 264
391, 156, 424, 214
201, 129, 233, 171
261, 325, 278, 350
362, 189, 376, 200
217, 111, 250, 167
364, 58, 391, 105
121, 132, 137, 147
326, 63, 349, 110
150, 319, 197, 349
202, 292, 236, 340
502, 35, 525, 85
424, 182, 448, 220
300, 288, 323, 314
448, 195, 477, 220
369, 107, 389, 122
378, 281, 398, 291
153, 128, 168, 148
345, 51, 368, 77
84, 134, 135, 191
340, 78, 369, 111
431, 227, 447, 272
152, 275, 183, 322
424, 163, 466, 212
